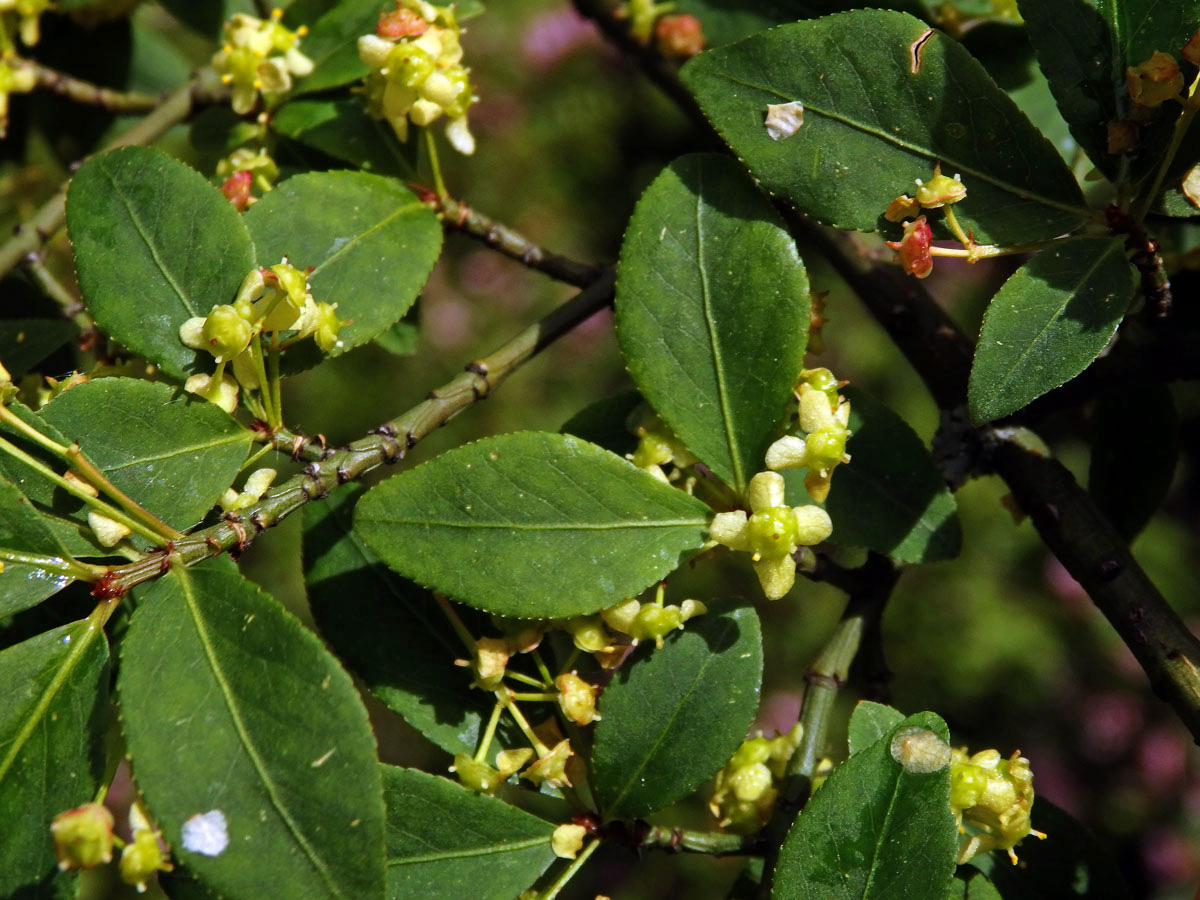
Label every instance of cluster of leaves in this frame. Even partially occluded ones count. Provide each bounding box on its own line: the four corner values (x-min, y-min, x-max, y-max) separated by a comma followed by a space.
1, 0, 1197, 898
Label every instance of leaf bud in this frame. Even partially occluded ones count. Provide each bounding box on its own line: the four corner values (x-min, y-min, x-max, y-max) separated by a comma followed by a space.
50, 803, 115, 871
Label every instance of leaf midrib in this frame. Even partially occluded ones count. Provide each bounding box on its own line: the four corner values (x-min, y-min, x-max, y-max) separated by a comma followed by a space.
98, 430, 249, 473
858, 769, 905, 899
176, 568, 347, 900
309, 200, 426, 281
978, 241, 1120, 410
711, 70, 1089, 219
0, 621, 101, 784
101, 161, 197, 317
365, 517, 708, 531
387, 834, 549, 866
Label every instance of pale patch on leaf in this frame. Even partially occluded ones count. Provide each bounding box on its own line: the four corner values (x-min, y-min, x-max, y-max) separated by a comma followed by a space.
1182, 164, 1200, 209
181, 810, 229, 857
765, 101, 804, 140
889, 727, 951, 774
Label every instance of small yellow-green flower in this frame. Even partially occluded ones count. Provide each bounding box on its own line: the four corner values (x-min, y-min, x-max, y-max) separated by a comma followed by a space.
950, 747, 1045, 864
710, 472, 832, 600
0, 53, 35, 137
709, 724, 802, 833
765, 369, 851, 504
50, 803, 115, 871
212, 10, 314, 115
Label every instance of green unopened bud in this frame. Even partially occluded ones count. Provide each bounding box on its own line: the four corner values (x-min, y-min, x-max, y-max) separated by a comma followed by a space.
805, 429, 847, 473
268, 261, 310, 310
201, 305, 253, 360
564, 615, 612, 653
451, 754, 502, 793
51, 803, 115, 871
387, 43, 435, 88
313, 302, 343, 352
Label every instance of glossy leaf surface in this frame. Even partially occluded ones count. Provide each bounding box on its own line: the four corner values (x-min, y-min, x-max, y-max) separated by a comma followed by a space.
244, 171, 441, 367
272, 98, 418, 176
355, 432, 712, 618
772, 711, 957, 900
616, 154, 809, 494
847, 700, 905, 755
382, 766, 555, 900
783, 388, 961, 563
120, 560, 386, 900
40, 377, 251, 533
591, 604, 762, 820
0, 619, 109, 899
0, 319, 78, 378
681, 10, 1088, 244
67, 146, 256, 379
0, 473, 75, 616
969, 239, 1135, 424
289, 0, 377, 95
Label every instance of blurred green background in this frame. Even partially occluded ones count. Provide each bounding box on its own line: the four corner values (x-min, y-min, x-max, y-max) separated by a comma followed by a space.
2, 2, 1200, 898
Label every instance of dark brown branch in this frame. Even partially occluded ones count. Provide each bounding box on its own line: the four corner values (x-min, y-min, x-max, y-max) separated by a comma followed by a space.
434, 194, 606, 288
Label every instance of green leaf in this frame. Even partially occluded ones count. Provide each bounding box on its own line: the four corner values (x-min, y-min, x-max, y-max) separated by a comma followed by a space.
289, 0, 377, 96
67, 146, 256, 380
949, 869, 1004, 900
382, 766, 556, 900
772, 711, 958, 900
0, 619, 110, 900
1088, 382, 1178, 540
969, 800, 1134, 899
39, 378, 252, 534
355, 432, 712, 618
675, 0, 815, 47
189, 106, 260, 156
590, 604, 762, 820
1017, 0, 1200, 183
784, 387, 961, 563
273, 98, 419, 177
159, 0, 257, 37
616, 154, 810, 494
847, 700, 905, 755
968, 239, 1135, 424
119, 560, 386, 900
304, 487, 512, 758
680, 10, 1089, 244
373, 316, 420, 357
0, 473, 76, 616
244, 171, 442, 368
0, 319, 78, 378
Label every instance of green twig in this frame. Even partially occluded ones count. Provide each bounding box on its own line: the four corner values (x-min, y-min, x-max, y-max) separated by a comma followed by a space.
0, 547, 107, 582
536, 838, 601, 900
100, 271, 615, 596
32, 62, 165, 113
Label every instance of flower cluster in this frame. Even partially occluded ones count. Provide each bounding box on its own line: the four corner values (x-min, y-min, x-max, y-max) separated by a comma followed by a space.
950, 747, 1045, 864
709, 724, 803, 833
212, 9, 314, 115
217, 148, 279, 211
709, 471, 832, 600
626, 405, 696, 484
179, 259, 343, 413
883, 163, 967, 278
357, 0, 476, 155
764, 367, 852, 503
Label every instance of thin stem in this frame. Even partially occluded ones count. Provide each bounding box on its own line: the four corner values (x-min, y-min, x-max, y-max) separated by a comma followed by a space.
424, 128, 448, 200
18, 254, 88, 326
436, 594, 478, 656
248, 336, 275, 426
100, 271, 616, 596
537, 838, 601, 900
499, 691, 550, 757
639, 826, 756, 856
0, 434, 164, 546
509, 692, 558, 702
268, 341, 283, 430
0, 405, 181, 541
531, 649, 556, 687
1135, 72, 1200, 223
238, 441, 276, 473
434, 195, 605, 288
0, 71, 227, 280
32, 63, 164, 113
505, 669, 549, 690
941, 204, 973, 250
473, 700, 504, 763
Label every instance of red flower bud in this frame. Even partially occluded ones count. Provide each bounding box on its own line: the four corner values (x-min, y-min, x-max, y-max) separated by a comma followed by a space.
220, 170, 253, 212
378, 7, 428, 39
655, 14, 706, 59
885, 216, 934, 279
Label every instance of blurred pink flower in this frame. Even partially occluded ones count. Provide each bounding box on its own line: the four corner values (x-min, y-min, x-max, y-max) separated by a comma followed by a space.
522, 8, 602, 70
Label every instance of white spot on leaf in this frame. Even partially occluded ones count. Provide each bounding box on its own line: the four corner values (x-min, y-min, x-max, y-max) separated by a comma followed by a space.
889, 727, 951, 774
765, 101, 805, 141
182, 810, 229, 857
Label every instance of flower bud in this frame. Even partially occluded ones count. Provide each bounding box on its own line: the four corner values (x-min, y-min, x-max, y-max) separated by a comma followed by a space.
914, 169, 967, 208
221, 170, 254, 211
201, 305, 253, 360
551, 823, 587, 859
655, 14, 705, 58
556, 671, 600, 725
451, 754, 501, 793
886, 216, 934, 279
119, 829, 173, 891
50, 803, 115, 871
